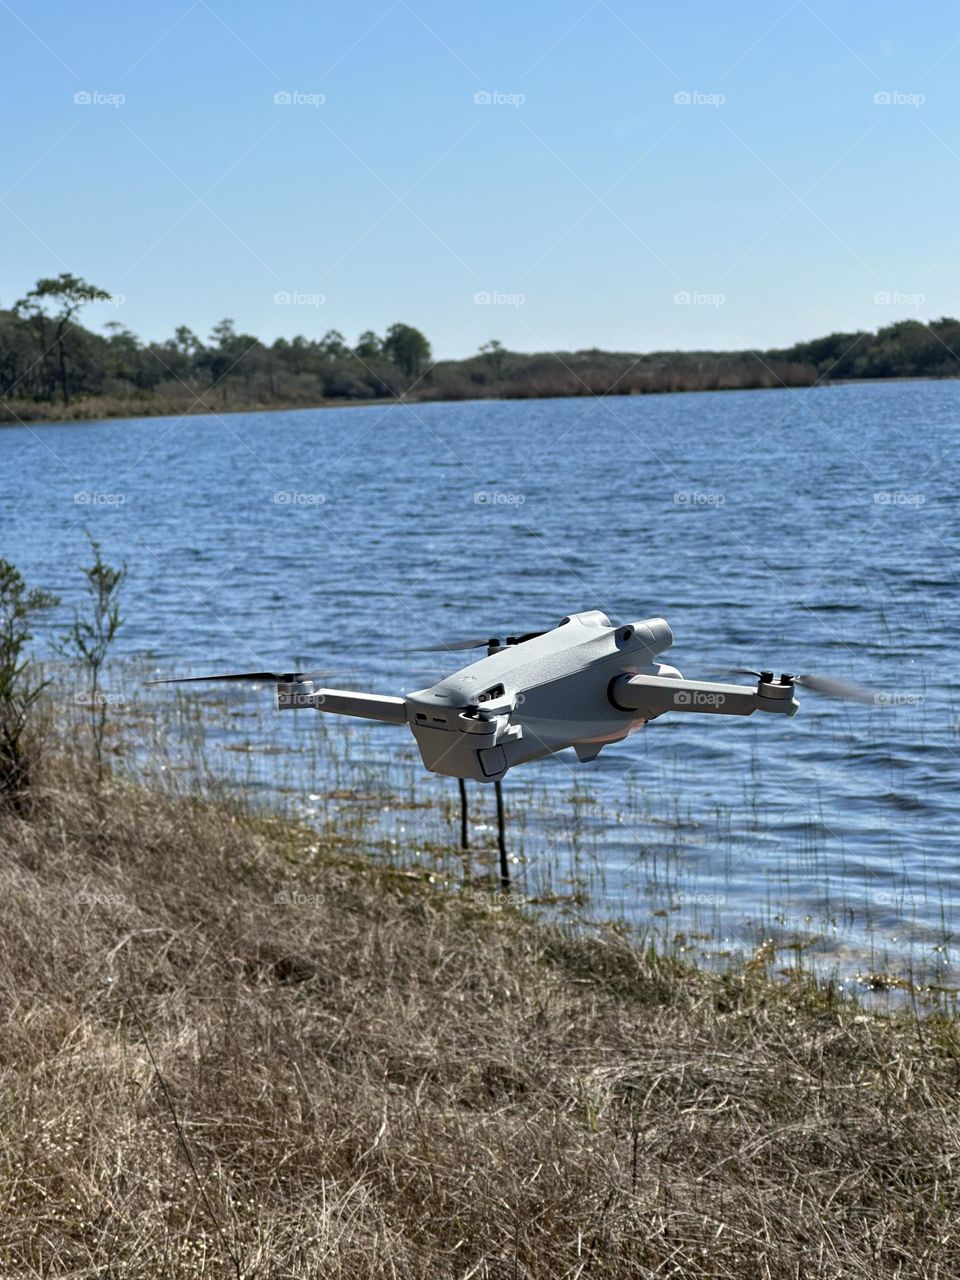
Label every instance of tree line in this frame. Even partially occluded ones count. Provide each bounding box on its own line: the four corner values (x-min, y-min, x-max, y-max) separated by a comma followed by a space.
0, 273, 433, 413
3, 272, 960, 422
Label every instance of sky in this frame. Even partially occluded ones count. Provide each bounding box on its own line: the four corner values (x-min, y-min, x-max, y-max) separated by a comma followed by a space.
3, 0, 959, 359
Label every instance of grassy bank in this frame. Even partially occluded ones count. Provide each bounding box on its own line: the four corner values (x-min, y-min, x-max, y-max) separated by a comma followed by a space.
0, 390, 404, 426
4, 736, 960, 1278
0, 375, 801, 427
4, 371, 954, 428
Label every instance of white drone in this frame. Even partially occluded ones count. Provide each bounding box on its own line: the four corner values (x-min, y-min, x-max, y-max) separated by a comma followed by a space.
150, 610, 876, 783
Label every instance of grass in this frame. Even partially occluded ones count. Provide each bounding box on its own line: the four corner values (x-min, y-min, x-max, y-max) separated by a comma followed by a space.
3, 719, 960, 1278
0, 357, 817, 425
0, 389, 404, 426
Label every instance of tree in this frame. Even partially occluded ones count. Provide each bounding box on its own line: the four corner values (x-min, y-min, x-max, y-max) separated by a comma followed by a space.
479, 339, 507, 378
318, 329, 349, 359
174, 325, 204, 356
383, 323, 431, 379
14, 273, 111, 405
199, 318, 260, 398
210, 318, 237, 349
0, 307, 42, 400
354, 330, 383, 360
0, 560, 58, 810
104, 322, 159, 389
289, 335, 309, 375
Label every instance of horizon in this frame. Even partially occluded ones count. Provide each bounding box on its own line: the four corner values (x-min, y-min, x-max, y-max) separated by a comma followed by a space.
4, 1, 960, 358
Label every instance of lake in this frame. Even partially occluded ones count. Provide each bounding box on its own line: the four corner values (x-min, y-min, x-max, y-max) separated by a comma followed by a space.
5, 380, 958, 989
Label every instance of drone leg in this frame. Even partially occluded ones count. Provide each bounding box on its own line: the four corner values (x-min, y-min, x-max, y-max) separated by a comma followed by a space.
458, 777, 469, 851
495, 780, 509, 892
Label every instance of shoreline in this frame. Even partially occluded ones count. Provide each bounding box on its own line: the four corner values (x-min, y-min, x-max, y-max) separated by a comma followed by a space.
2, 371, 954, 428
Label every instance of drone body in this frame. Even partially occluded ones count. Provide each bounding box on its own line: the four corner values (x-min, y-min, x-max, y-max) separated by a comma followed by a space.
154, 610, 819, 783
401, 610, 796, 782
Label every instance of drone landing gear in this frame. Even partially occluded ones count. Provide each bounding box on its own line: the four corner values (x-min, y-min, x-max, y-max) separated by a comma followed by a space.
455, 777, 511, 892
495, 780, 509, 892
458, 777, 469, 851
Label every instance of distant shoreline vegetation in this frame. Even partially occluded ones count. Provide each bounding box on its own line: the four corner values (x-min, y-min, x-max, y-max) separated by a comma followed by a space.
3, 273, 960, 425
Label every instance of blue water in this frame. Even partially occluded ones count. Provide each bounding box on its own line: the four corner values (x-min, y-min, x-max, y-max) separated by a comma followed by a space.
5, 381, 958, 983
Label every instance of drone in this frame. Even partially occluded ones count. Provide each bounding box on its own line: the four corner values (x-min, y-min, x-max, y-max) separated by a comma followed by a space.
149, 610, 877, 783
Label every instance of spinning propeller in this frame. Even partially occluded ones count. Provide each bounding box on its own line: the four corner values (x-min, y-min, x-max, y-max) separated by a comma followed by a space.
147, 668, 335, 685
714, 668, 880, 705
410, 630, 546, 653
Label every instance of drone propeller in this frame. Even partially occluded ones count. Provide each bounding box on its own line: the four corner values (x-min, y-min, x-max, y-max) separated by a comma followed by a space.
787, 673, 880, 704
409, 631, 546, 654
712, 667, 880, 705
412, 636, 500, 653
146, 667, 334, 686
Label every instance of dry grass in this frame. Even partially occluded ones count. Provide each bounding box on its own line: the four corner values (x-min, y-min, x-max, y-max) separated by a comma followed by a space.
0, 363, 817, 425
2, 748, 960, 1278
0, 391, 381, 425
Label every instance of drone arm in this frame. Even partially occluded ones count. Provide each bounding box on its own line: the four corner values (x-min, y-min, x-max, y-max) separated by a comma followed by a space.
276, 684, 407, 724
611, 674, 798, 719
318, 689, 408, 724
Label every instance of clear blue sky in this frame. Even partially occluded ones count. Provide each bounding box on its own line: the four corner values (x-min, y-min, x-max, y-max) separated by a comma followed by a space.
3, 0, 958, 358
